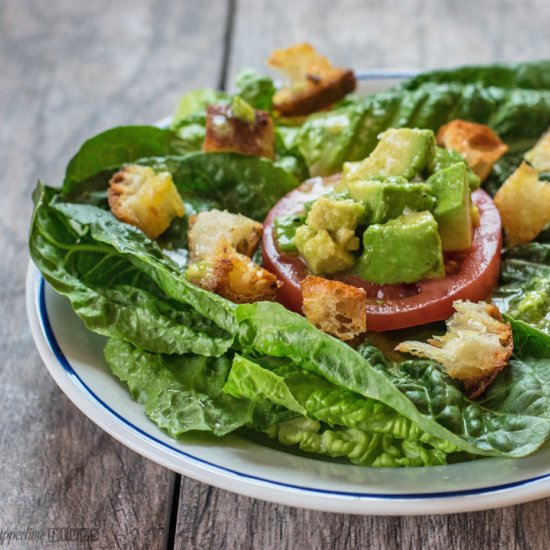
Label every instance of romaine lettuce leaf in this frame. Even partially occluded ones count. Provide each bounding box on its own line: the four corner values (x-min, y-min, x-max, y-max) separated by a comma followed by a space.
399, 61, 550, 92
63, 126, 187, 195
30, 183, 236, 356
234, 69, 276, 112
265, 418, 449, 467
105, 339, 294, 436
298, 83, 550, 176
138, 152, 299, 220
235, 301, 550, 457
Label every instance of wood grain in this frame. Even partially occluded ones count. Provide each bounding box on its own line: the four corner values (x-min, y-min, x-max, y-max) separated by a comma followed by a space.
0, 0, 227, 548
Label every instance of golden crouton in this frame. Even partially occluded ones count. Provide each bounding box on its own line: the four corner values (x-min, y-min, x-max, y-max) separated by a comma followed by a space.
436, 120, 509, 181
108, 165, 185, 239
396, 300, 513, 399
267, 43, 356, 116
525, 128, 550, 171
188, 209, 262, 262
203, 99, 275, 159
494, 161, 550, 247
301, 275, 367, 341
186, 240, 280, 304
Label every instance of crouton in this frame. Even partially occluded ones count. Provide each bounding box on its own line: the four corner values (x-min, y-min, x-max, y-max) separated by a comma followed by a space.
203, 98, 275, 159
436, 120, 509, 181
301, 275, 367, 341
186, 240, 280, 303
395, 300, 513, 399
108, 165, 185, 239
494, 161, 550, 246
525, 128, 550, 171
188, 209, 262, 262
267, 43, 356, 116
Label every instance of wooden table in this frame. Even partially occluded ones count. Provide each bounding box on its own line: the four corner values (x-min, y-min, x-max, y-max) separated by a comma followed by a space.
2, 0, 550, 547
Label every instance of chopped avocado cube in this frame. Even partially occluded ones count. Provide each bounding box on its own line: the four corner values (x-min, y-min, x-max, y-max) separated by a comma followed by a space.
230, 96, 256, 124
347, 176, 435, 224
430, 147, 481, 191
428, 163, 473, 251
294, 225, 358, 275
342, 128, 436, 183
356, 211, 445, 284
274, 214, 304, 252
306, 195, 365, 232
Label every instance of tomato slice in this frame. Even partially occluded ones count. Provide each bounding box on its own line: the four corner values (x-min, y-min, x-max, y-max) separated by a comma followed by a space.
262, 177, 502, 331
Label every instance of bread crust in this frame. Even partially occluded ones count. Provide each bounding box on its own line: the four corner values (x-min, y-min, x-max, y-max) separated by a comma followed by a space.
396, 300, 513, 399
108, 165, 184, 239
203, 104, 275, 159
267, 43, 356, 116
436, 120, 508, 181
186, 240, 280, 304
187, 209, 262, 263
301, 275, 367, 341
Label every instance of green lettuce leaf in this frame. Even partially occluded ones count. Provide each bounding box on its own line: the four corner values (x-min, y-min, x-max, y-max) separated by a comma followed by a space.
399, 61, 550, 92
139, 152, 299, 220
235, 301, 550, 457
105, 339, 293, 437
171, 88, 228, 127
494, 243, 550, 334
298, 83, 550, 176
30, 183, 236, 355
265, 417, 449, 467
234, 69, 276, 112
63, 126, 187, 195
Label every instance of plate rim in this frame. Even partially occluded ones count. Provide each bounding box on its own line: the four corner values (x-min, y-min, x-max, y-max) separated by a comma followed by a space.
26, 69, 550, 514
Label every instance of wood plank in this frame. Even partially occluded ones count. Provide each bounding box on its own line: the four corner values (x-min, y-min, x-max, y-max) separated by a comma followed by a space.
0, 0, 227, 548
227, 0, 550, 84
172, 1, 550, 549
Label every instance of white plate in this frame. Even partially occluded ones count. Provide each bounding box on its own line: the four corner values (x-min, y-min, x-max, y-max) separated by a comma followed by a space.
26, 73, 550, 515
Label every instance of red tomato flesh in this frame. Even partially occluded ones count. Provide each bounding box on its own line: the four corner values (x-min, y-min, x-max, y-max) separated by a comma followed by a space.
262, 177, 502, 331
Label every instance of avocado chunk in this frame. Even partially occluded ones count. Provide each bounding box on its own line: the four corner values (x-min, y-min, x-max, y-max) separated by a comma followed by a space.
347, 176, 435, 224
430, 147, 481, 191
356, 211, 445, 284
294, 225, 358, 274
306, 195, 365, 231
428, 163, 473, 251
342, 128, 436, 183
294, 194, 364, 274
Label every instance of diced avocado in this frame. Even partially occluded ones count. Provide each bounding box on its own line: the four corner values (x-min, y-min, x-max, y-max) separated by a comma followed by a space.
356, 211, 445, 284
230, 96, 256, 124
428, 163, 473, 251
347, 176, 435, 224
430, 147, 481, 191
342, 128, 436, 183
294, 225, 359, 275
306, 195, 365, 232
274, 214, 304, 253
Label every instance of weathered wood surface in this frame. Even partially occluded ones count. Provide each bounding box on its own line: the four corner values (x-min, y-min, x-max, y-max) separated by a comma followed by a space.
0, 0, 226, 548
2, 0, 550, 548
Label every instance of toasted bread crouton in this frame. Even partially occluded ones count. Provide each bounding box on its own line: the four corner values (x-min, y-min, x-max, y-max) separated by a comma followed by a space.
267, 43, 356, 116
396, 300, 513, 399
203, 100, 275, 159
525, 128, 550, 171
301, 275, 366, 341
186, 240, 280, 303
188, 209, 262, 262
436, 120, 509, 181
108, 165, 184, 239
494, 161, 550, 246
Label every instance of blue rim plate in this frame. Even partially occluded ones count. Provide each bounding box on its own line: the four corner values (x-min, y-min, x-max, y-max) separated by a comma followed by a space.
26, 72, 550, 515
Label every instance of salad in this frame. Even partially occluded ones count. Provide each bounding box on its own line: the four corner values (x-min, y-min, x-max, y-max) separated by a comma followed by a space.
29, 44, 550, 468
